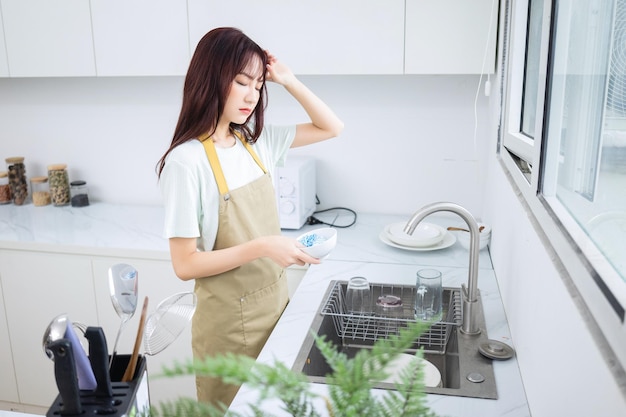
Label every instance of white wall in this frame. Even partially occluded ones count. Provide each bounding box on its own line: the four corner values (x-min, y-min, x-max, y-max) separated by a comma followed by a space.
480, 3, 626, 416
0, 74, 490, 217
484, 160, 626, 416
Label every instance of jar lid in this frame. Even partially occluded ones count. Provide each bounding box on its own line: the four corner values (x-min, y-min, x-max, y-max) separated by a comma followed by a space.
71, 180, 86, 186
0, 171, 7, 178
31, 176, 48, 183
5, 156, 24, 163
47, 164, 67, 171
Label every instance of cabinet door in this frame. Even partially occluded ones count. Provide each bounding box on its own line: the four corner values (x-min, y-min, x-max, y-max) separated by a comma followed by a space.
188, 0, 405, 75
90, 0, 190, 76
1, 0, 96, 77
0, 250, 97, 407
0, 6, 9, 77
405, 0, 499, 74
91, 257, 195, 405
0, 270, 19, 403
286, 265, 309, 299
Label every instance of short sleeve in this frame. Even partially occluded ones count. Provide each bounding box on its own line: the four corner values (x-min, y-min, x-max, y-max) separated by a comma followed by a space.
159, 158, 202, 239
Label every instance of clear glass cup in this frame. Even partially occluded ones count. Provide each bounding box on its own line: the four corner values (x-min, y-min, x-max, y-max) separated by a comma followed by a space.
345, 276, 371, 314
414, 269, 443, 321
375, 294, 404, 318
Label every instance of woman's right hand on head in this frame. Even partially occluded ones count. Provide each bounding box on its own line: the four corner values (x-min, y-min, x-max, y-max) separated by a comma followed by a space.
258, 235, 321, 267
264, 51, 297, 88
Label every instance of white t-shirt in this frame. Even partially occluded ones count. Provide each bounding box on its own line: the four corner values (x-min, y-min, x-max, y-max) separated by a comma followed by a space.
159, 125, 296, 251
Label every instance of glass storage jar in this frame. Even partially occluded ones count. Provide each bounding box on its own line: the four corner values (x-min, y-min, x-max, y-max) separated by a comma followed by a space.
31, 176, 51, 206
70, 180, 90, 207
48, 164, 70, 206
5, 157, 28, 205
0, 171, 11, 204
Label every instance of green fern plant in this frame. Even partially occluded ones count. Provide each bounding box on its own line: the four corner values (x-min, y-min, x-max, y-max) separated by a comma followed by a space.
153, 320, 438, 417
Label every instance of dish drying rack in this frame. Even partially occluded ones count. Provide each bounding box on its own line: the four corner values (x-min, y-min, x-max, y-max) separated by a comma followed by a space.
320, 280, 462, 354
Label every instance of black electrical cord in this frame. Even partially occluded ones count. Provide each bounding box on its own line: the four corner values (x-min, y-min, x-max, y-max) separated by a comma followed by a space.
306, 206, 357, 228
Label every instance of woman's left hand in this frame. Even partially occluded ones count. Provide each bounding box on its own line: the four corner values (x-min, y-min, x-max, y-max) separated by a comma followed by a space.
265, 51, 296, 88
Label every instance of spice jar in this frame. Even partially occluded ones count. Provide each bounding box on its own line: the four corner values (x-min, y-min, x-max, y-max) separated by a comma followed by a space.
31, 176, 51, 206
47, 164, 70, 206
5, 157, 28, 205
0, 171, 11, 204
70, 180, 90, 207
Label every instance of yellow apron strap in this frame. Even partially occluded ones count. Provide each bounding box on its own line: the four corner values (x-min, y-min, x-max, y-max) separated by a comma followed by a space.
200, 131, 268, 196
201, 138, 229, 196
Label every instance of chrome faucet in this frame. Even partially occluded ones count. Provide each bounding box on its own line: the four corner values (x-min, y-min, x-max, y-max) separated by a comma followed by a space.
404, 202, 482, 335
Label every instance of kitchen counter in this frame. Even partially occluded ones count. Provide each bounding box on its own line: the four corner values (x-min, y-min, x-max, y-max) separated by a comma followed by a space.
0, 203, 529, 416
0, 204, 492, 267
229, 213, 531, 416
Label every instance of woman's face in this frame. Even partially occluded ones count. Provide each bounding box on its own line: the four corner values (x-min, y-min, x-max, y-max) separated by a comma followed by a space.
222, 56, 264, 125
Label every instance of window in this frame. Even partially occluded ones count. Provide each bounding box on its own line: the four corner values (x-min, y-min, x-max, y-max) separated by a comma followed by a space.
502, 0, 626, 366
543, 0, 625, 287
520, 0, 544, 139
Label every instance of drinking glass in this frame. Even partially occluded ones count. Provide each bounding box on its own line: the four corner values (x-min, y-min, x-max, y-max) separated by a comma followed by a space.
414, 269, 443, 321
345, 276, 371, 314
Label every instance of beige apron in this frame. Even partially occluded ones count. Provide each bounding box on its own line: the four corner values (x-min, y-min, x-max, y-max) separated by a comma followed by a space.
192, 135, 288, 408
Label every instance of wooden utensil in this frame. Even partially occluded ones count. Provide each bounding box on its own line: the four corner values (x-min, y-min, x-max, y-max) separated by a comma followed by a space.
121, 296, 148, 382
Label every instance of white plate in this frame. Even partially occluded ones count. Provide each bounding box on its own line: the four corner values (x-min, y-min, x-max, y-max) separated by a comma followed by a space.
379, 228, 456, 252
386, 222, 444, 247
379, 354, 442, 387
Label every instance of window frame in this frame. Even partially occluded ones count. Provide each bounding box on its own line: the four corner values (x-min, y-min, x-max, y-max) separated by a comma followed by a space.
500, 0, 626, 370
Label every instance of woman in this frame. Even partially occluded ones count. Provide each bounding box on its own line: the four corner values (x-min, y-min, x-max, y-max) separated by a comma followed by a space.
157, 27, 343, 407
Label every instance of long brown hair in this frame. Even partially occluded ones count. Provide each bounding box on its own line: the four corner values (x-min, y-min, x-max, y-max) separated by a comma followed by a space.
157, 27, 268, 177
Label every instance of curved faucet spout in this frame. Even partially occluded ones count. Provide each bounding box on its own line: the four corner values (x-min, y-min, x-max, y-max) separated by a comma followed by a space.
404, 202, 482, 335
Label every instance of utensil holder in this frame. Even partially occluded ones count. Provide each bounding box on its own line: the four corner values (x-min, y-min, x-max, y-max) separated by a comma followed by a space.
46, 354, 151, 417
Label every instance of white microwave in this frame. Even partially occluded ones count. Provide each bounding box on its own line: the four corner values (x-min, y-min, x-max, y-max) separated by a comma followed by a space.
274, 156, 316, 229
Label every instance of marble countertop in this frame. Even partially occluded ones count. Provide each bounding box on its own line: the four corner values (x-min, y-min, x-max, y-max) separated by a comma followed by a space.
0, 203, 491, 265
0, 203, 170, 258
0, 203, 529, 416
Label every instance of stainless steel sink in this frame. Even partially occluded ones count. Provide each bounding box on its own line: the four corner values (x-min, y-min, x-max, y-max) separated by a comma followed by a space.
292, 280, 498, 399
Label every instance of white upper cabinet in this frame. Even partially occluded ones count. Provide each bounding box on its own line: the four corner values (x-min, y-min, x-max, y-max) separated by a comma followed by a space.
405, 0, 499, 74
0, 0, 499, 77
0, 6, 9, 77
90, 0, 190, 76
188, 0, 405, 75
1, 0, 96, 77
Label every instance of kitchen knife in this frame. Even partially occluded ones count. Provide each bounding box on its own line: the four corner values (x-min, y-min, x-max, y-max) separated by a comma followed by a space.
85, 326, 113, 397
64, 321, 97, 390
48, 338, 83, 415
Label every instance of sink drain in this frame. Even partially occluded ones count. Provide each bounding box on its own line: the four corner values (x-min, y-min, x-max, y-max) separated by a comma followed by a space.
467, 372, 485, 383
478, 339, 515, 360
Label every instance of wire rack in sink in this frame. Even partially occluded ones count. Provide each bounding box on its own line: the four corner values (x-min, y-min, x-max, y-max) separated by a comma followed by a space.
320, 280, 462, 354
